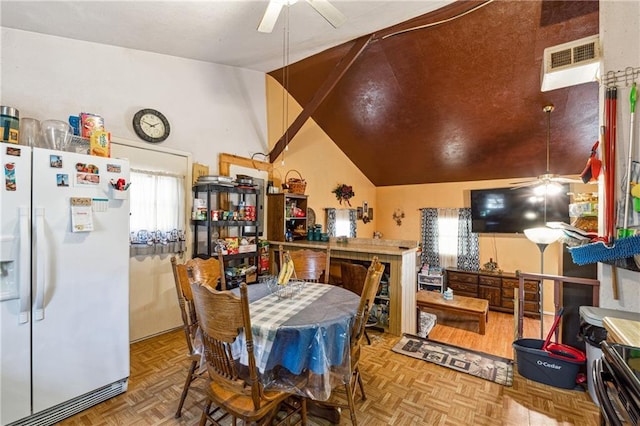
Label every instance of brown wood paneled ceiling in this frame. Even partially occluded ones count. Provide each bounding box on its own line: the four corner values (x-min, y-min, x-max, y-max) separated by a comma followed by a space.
269, 0, 599, 187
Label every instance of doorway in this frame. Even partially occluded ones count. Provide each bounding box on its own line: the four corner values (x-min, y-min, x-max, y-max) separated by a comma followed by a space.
111, 137, 192, 342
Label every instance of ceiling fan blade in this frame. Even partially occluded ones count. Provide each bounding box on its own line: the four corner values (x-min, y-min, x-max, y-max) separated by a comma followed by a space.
509, 180, 538, 189
257, 1, 284, 33
306, 0, 346, 28
552, 177, 584, 184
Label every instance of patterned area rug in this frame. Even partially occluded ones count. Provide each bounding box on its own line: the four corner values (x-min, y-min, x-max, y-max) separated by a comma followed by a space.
392, 334, 514, 386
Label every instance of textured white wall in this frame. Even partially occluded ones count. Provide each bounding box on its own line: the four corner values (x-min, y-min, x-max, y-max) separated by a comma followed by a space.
0, 27, 268, 174
599, 1, 640, 312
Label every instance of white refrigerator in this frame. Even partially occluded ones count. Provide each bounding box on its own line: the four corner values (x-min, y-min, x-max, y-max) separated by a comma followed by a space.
1, 144, 130, 426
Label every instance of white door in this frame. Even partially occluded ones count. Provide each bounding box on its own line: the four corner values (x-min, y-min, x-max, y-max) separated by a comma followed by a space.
111, 139, 190, 341
0, 144, 32, 425
30, 149, 130, 412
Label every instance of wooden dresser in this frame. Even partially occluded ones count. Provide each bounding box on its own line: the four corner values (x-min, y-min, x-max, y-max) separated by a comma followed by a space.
446, 268, 540, 317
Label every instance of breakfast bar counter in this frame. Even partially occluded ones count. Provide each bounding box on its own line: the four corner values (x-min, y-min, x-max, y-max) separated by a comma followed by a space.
269, 238, 419, 336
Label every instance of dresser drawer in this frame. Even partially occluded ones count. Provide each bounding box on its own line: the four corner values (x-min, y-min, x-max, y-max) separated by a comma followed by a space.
502, 298, 539, 313
503, 288, 538, 301
447, 271, 478, 285
479, 275, 501, 287
502, 278, 539, 292
448, 280, 478, 295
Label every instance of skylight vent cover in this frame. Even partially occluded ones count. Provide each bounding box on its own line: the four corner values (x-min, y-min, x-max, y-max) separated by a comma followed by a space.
541, 35, 600, 92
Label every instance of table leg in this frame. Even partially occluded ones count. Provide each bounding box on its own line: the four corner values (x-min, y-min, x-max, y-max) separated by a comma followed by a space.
479, 313, 486, 335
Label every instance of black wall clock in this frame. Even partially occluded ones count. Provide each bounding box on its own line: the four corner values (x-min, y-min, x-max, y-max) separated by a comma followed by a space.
132, 108, 170, 143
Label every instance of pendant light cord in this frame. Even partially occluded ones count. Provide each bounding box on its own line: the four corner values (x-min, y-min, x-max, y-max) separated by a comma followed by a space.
280, 5, 291, 166
544, 104, 554, 174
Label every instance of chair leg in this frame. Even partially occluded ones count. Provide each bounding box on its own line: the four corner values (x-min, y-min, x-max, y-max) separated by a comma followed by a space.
175, 359, 199, 418
355, 367, 366, 401
344, 382, 358, 426
200, 399, 212, 426
364, 329, 371, 345
301, 397, 308, 425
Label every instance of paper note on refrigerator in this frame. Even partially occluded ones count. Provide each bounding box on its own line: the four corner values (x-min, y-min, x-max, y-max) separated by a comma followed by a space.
70, 197, 94, 232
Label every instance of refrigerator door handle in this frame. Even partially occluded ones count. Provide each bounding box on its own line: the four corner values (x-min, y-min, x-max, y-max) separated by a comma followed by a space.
34, 206, 46, 321
18, 206, 30, 324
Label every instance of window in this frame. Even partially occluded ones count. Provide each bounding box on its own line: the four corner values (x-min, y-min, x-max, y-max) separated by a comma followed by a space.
129, 169, 186, 256
420, 208, 479, 271
326, 208, 357, 238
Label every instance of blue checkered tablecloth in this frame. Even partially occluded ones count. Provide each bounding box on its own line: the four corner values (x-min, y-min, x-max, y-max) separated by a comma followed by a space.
246, 283, 332, 372
233, 282, 360, 378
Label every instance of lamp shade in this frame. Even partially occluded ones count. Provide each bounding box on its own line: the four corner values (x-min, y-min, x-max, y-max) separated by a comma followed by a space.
524, 227, 563, 244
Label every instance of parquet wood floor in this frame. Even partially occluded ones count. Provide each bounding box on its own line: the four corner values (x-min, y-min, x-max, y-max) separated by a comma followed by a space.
60, 311, 600, 426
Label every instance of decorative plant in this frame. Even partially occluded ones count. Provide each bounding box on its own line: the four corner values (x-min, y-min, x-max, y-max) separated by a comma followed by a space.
332, 184, 355, 206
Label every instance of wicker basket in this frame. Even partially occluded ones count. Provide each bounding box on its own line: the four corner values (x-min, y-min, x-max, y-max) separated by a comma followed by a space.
285, 170, 307, 194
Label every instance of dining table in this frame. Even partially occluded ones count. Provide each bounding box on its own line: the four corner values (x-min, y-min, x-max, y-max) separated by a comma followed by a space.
231, 281, 360, 401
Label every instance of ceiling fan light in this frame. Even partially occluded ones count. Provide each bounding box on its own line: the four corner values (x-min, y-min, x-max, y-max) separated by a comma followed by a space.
533, 181, 562, 196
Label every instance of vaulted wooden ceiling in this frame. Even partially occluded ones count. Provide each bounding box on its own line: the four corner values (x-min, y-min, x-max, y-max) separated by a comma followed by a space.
269, 0, 599, 187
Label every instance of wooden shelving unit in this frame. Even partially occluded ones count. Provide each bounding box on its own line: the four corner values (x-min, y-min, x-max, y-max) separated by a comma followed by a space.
267, 193, 308, 241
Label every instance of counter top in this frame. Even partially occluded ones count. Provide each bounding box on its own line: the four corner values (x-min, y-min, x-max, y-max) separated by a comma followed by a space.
269, 238, 418, 256
603, 317, 640, 347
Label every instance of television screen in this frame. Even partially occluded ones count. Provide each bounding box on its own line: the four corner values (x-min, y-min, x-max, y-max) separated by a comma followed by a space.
471, 185, 570, 234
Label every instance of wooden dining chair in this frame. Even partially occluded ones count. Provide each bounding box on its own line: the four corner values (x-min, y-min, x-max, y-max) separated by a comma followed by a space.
187, 255, 227, 290
319, 256, 385, 426
170, 256, 203, 418
170, 255, 226, 418
340, 262, 376, 344
278, 244, 331, 283
189, 280, 307, 426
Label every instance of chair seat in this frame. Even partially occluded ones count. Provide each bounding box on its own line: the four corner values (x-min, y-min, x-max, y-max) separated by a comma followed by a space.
207, 381, 291, 422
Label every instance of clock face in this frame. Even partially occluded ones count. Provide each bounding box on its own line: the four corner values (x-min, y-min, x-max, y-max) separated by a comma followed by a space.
133, 109, 170, 143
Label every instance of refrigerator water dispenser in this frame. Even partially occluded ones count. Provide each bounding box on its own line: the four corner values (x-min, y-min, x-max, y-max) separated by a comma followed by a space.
0, 235, 18, 301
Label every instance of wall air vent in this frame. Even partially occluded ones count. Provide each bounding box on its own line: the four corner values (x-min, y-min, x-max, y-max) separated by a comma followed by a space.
541, 35, 600, 92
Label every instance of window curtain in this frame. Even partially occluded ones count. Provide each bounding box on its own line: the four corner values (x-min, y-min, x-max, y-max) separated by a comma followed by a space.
325, 208, 357, 237
326, 208, 336, 236
129, 169, 186, 256
420, 208, 439, 268
457, 208, 479, 270
419, 207, 479, 271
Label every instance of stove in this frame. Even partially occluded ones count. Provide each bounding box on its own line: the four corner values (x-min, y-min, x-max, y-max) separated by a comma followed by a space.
593, 341, 640, 425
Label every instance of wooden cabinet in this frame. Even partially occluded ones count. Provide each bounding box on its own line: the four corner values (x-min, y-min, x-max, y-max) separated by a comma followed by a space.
445, 269, 540, 316
478, 274, 502, 308
267, 193, 308, 241
446, 270, 478, 297
502, 278, 540, 317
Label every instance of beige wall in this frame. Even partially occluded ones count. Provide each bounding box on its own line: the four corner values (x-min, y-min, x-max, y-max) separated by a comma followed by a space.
266, 75, 576, 313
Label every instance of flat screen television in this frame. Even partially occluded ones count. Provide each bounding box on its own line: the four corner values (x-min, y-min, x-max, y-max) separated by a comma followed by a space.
470, 185, 570, 234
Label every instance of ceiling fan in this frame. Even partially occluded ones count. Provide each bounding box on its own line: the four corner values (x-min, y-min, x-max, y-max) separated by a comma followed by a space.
511, 104, 582, 192
257, 0, 347, 33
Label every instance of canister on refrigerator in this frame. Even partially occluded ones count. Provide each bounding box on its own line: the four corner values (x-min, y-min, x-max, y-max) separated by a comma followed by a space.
1, 106, 20, 144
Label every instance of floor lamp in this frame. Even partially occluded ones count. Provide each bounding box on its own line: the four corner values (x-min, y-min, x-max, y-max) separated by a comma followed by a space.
523, 227, 563, 338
